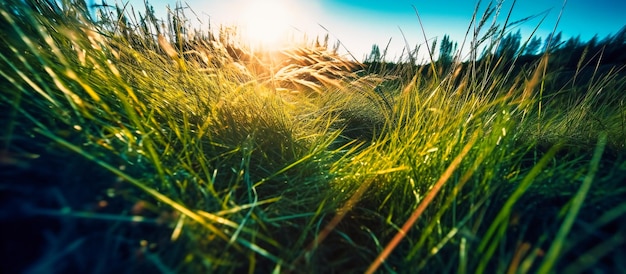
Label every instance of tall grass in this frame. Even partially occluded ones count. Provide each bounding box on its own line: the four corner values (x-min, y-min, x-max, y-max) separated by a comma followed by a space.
1, 0, 625, 273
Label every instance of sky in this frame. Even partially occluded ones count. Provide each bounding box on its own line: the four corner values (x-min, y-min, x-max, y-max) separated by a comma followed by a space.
107, 0, 626, 62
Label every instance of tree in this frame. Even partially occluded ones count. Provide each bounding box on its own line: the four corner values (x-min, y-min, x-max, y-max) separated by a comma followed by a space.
365, 44, 381, 63
438, 34, 457, 66
544, 31, 563, 52
495, 30, 521, 58
523, 36, 542, 55
606, 26, 626, 64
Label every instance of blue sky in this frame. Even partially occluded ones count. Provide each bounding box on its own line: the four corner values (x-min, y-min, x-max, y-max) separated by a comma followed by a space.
111, 0, 626, 62
316, 0, 625, 61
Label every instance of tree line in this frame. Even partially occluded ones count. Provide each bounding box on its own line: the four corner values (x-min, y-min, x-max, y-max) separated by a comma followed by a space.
364, 25, 626, 73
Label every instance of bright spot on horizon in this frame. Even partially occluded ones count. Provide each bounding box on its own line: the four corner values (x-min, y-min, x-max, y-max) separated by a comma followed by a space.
238, 0, 294, 49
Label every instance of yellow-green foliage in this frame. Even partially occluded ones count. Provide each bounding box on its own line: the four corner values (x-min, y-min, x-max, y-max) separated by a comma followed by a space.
1, 0, 625, 273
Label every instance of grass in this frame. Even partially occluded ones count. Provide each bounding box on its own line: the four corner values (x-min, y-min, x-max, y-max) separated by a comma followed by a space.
1, 0, 625, 273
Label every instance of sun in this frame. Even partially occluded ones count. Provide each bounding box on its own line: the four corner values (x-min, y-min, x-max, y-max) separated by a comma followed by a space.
238, 0, 293, 49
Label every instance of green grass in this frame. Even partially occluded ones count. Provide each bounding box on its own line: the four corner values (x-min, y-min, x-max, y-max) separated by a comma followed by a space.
1, 0, 625, 273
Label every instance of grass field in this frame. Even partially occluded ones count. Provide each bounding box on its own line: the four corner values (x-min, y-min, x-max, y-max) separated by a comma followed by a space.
1, 0, 625, 273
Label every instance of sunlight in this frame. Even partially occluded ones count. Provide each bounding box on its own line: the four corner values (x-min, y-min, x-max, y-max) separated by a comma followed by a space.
238, 0, 294, 49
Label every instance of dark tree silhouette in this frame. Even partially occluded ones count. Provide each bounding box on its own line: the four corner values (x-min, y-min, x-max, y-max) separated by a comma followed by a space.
523, 36, 542, 56
365, 44, 382, 63
438, 34, 457, 67
495, 30, 521, 58
544, 31, 563, 52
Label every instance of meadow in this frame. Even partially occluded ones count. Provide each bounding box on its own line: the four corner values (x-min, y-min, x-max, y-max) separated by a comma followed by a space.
1, 0, 625, 273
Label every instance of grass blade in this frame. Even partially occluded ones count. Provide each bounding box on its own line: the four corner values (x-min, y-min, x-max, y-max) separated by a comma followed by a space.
537, 132, 608, 273
366, 131, 479, 274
